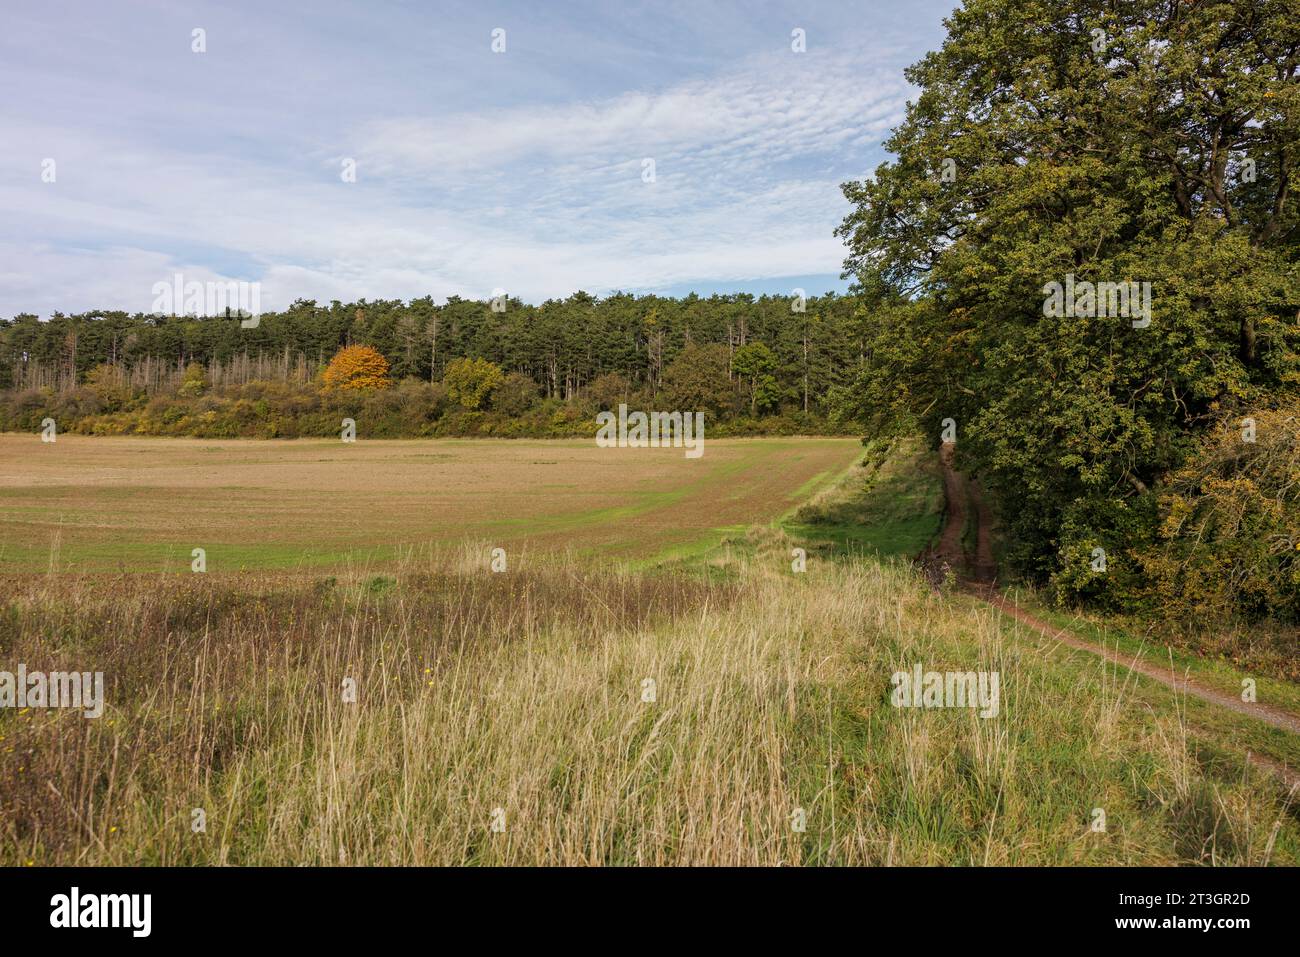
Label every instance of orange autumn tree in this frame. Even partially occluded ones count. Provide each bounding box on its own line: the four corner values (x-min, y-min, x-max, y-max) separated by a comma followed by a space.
322, 345, 392, 391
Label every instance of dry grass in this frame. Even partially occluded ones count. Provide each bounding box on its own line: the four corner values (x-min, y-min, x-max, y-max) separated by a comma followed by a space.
2, 540, 1295, 866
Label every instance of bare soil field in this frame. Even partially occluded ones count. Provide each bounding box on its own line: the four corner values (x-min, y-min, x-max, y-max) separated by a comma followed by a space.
0, 434, 862, 571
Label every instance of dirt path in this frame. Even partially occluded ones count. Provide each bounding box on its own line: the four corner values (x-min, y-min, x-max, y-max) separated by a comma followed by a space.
981, 590, 1300, 731
920, 441, 989, 585
968, 474, 996, 583
921, 441, 996, 584
925, 443, 1300, 788
934, 442, 967, 572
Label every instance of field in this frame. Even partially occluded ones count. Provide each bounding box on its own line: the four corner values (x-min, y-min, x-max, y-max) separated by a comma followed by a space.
0, 434, 862, 571
2, 434, 1298, 866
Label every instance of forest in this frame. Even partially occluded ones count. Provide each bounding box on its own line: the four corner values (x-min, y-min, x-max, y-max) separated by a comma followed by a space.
0, 291, 863, 437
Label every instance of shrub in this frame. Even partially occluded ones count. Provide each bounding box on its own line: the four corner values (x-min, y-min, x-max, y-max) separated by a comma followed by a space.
1135, 404, 1300, 625
52, 387, 104, 421
1051, 495, 1158, 614
587, 372, 630, 413
179, 362, 207, 397
85, 363, 133, 410
490, 373, 540, 417
442, 357, 503, 410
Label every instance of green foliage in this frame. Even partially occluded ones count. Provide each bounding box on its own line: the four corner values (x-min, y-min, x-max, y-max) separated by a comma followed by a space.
837, 0, 1300, 624
179, 362, 207, 397
1050, 494, 1158, 614
441, 357, 504, 410
732, 342, 780, 415
490, 372, 539, 417
365, 575, 397, 597
661, 344, 734, 416
1137, 405, 1300, 625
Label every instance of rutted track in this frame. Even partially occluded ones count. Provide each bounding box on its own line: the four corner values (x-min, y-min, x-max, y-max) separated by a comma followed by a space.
925, 440, 1300, 789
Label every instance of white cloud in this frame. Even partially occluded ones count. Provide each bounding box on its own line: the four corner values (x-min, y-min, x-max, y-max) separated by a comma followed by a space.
3, 47, 910, 317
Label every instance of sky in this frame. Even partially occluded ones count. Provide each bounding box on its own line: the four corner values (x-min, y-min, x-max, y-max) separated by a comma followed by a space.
2, 0, 955, 318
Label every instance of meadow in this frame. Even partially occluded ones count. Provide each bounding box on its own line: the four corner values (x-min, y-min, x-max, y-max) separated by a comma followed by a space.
2, 434, 1297, 865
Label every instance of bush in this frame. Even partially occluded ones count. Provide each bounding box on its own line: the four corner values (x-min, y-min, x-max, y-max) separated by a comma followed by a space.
85, 364, 133, 410
52, 387, 104, 421
1135, 404, 1300, 625
442, 357, 503, 410
1051, 495, 1158, 614
586, 372, 630, 413
179, 363, 207, 397
490, 373, 540, 417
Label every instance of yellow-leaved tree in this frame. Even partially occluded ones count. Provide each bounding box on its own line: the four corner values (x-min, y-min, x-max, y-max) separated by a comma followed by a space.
442, 357, 503, 409
322, 345, 391, 391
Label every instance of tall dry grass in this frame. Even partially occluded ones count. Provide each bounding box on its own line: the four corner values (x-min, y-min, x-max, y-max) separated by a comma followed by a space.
1, 542, 1295, 865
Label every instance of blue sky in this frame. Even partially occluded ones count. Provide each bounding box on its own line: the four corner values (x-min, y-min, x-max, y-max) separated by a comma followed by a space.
2, 1, 955, 317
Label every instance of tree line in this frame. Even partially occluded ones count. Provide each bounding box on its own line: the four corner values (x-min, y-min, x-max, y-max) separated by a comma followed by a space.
0, 292, 869, 434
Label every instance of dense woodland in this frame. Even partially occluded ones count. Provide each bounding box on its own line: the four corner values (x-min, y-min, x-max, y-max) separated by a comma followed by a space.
0, 292, 864, 402
0, 292, 866, 437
